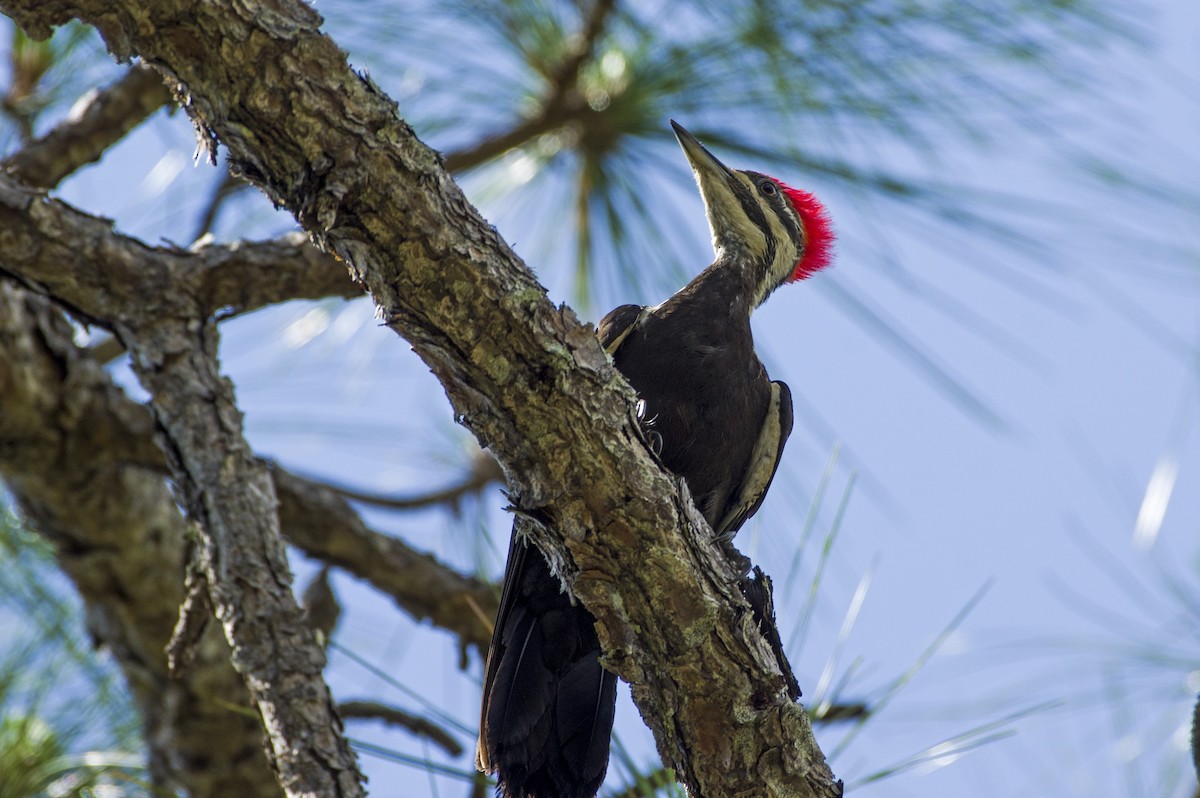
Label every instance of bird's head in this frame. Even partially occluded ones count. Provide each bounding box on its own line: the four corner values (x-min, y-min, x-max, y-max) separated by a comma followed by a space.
671, 120, 834, 307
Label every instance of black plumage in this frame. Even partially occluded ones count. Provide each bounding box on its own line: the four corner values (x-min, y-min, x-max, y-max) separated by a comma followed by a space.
477, 121, 832, 797
480, 531, 617, 798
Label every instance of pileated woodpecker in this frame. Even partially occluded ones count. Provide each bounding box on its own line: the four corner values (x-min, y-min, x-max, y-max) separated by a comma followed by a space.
477, 121, 834, 798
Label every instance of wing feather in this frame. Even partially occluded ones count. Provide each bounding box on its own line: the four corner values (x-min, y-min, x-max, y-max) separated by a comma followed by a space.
715, 380, 793, 536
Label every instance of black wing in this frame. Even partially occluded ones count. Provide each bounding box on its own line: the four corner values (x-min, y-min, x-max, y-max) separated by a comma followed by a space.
714, 380, 794, 537
597, 303, 647, 356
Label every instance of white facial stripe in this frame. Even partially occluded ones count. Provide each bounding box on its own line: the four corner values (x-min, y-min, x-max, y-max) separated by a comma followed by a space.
723, 172, 769, 258
751, 183, 804, 307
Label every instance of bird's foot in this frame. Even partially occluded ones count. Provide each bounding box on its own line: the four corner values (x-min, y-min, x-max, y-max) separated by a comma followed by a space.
633, 399, 664, 458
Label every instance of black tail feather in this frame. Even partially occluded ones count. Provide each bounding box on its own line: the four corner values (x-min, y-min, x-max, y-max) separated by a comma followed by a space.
480, 534, 618, 798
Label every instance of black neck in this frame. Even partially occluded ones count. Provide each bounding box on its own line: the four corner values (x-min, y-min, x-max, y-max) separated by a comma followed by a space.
668, 252, 764, 319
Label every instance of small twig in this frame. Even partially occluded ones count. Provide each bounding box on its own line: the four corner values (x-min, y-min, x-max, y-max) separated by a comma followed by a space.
316, 453, 502, 512
192, 166, 250, 241
338, 700, 463, 757
812, 703, 870, 724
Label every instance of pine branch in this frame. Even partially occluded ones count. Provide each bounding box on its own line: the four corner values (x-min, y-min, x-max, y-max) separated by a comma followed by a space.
338, 700, 464, 757
301, 450, 502, 512
443, 0, 617, 172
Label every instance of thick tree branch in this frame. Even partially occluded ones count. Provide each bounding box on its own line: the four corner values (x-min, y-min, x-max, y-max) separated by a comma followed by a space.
0, 261, 360, 792
0, 184, 500, 798
0, 178, 475, 792
0, 128, 499, 661
0, 284, 281, 798
0, 174, 494, 640
113, 297, 365, 797
0, 179, 358, 324
0, 1, 839, 794
0, 256, 494, 644
1, 62, 171, 189
194, 231, 364, 316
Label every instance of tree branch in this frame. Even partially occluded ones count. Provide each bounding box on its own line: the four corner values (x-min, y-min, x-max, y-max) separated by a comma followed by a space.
0, 239, 495, 646
0, 144, 498, 657
2, 62, 171, 189
272, 464, 496, 653
0, 177, 359, 325
0, 204, 365, 796
0, 284, 281, 798
0, 0, 840, 794
192, 166, 248, 240
0, 169, 482, 792
306, 450, 502, 513
114, 293, 366, 797
338, 700, 463, 757
0, 170, 495, 644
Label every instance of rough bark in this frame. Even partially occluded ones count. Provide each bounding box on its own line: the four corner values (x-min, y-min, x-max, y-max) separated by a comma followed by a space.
0, 284, 281, 798
146, 317, 365, 796
0, 167, 365, 794
0, 173, 498, 794
0, 272, 492, 777
0, 0, 841, 795
0, 180, 358, 325
0, 169, 496, 644
0, 42, 493, 798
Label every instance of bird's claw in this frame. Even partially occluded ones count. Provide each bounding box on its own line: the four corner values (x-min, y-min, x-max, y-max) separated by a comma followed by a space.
633, 399, 664, 458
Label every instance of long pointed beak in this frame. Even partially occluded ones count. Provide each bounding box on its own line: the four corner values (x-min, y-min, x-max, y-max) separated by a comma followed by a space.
671, 120, 737, 187
671, 120, 749, 256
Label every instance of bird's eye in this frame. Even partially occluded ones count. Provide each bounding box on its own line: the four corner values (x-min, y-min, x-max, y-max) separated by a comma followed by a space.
759, 181, 777, 196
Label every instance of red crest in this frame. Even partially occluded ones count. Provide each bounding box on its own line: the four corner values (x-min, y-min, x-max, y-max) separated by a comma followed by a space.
778, 183, 834, 282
